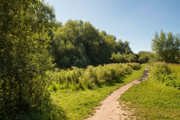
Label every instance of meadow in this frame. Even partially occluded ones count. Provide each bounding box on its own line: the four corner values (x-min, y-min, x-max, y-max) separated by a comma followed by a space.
120, 63, 180, 120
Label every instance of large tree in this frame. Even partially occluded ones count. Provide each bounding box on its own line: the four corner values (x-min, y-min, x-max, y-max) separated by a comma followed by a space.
0, 0, 55, 119
152, 31, 180, 63
51, 20, 109, 67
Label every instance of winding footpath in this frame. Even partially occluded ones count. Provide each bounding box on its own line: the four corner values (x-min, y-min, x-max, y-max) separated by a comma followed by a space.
85, 69, 148, 120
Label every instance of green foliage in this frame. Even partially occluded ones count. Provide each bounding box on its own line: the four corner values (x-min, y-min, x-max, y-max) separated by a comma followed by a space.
47, 63, 141, 90
137, 51, 156, 63
51, 20, 133, 68
110, 53, 137, 63
115, 40, 132, 54
80, 64, 133, 88
150, 63, 179, 89
47, 67, 84, 90
168, 64, 180, 89
152, 31, 180, 63
0, 0, 56, 119
127, 63, 141, 70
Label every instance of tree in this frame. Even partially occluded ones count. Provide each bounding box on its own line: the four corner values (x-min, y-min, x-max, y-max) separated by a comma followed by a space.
138, 51, 156, 63
98, 31, 116, 63
0, 0, 55, 119
51, 20, 90, 68
152, 31, 180, 63
51, 20, 112, 67
115, 40, 132, 54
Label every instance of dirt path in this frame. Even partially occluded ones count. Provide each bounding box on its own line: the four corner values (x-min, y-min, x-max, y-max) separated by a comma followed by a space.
85, 69, 148, 120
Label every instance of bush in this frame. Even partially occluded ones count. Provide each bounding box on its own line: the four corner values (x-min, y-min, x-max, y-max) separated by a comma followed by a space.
111, 53, 137, 63
127, 63, 141, 70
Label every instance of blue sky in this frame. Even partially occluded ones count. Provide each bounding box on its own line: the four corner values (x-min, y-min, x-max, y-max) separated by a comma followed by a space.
46, 0, 180, 53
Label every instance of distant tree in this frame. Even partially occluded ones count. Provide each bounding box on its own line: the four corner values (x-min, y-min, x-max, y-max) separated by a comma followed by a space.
111, 53, 137, 63
152, 31, 180, 63
138, 51, 156, 63
115, 40, 132, 54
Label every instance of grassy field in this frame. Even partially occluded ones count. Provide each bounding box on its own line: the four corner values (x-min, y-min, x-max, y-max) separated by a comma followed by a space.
120, 64, 180, 120
51, 65, 145, 120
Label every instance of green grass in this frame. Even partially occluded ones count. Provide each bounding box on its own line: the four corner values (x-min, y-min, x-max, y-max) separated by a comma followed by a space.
120, 64, 180, 120
168, 64, 180, 80
51, 65, 145, 120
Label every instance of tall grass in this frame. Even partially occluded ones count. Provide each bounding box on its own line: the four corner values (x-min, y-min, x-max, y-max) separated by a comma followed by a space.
47, 63, 141, 90
168, 64, 180, 89
150, 63, 179, 89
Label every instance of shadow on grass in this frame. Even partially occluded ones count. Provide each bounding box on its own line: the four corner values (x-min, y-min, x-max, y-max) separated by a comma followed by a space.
13, 104, 68, 120
102, 76, 124, 87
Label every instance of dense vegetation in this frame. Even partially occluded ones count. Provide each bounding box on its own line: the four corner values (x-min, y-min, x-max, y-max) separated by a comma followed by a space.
110, 53, 137, 63
47, 63, 141, 90
137, 51, 156, 63
150, 63, 180, 89
0, 1, 56, 119
120, 63, 180, 120
51, 20, 133, 68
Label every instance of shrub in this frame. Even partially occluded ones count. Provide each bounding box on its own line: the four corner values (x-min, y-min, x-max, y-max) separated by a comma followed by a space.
127, 63, 141, 70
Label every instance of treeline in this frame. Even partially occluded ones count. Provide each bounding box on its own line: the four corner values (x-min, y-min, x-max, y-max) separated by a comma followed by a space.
51, 20, 133, 68
52, 21, 180, 67
50, 26, 180, 68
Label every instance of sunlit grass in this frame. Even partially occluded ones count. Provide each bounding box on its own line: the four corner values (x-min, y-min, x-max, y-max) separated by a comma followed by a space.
120, 64, 180, 120
168, 63, 180, 80
51, 66, 145, 120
